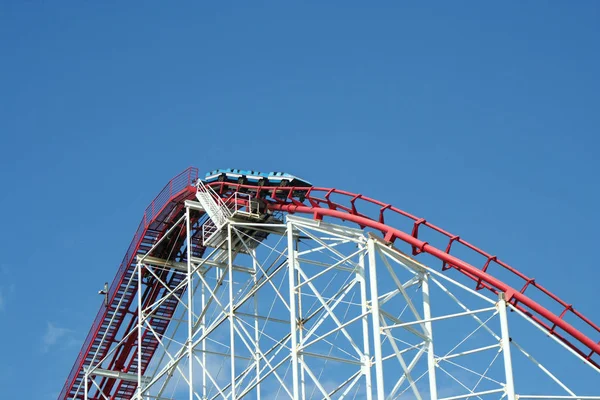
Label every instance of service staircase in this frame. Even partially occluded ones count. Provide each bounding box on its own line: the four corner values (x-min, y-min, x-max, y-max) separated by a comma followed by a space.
67, 181, 278, 399
196, 180, 233, 247
61, 183, 201, 400
97, 185, 275, 399
196, 180, 277, 250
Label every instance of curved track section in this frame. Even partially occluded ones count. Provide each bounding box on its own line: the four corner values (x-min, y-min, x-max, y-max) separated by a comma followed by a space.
60, 168, 600, 399
248, 184, 600, 367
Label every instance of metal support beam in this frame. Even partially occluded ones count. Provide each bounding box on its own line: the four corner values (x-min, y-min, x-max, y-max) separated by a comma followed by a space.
228, 224, 237, 400
88, 367, 152, 385
190, 256, 255, 275
498, 292, 516, 400
77, 210, 599, 400
186, 207, 194, 400
137, 261, 143, 399
422, 273, 438, 399
287, 221, 300, 400
184, 200, 204, 212
367, 238, 385, 399
84, 371, 89, 400
138, 255, 188, 273
357, 246, 373, 400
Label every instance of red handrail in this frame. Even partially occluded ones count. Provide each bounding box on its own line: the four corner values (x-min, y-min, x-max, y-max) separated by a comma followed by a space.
209, 181, 600, 368
60, 170, 600, 400
59, 167, 198, 400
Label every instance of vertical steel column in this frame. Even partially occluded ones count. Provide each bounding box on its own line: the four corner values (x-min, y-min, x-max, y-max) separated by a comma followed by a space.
228, 224, 236, 400
367, 239, 385, 399
201, 278, 207, 400
252, 249, 261, 400
421, 273, 438, 399
137, 261, 143, 400
296, 238, 306, 400
287, 221, 300, 399
186, 207, 194, 400
358, 246, 373, 400
498, 293, 516, 400
84, 370, 89, 400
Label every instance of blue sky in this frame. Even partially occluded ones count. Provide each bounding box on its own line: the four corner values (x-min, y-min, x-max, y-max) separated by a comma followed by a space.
1, 1, 599, 398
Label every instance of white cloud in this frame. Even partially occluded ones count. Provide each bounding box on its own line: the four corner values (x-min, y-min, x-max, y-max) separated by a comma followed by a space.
42, 322, 73, 352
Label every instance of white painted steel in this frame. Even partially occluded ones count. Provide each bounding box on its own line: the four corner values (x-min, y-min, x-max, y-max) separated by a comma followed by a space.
367, 238, 386, 400
422, 273, 438, 400
186, 206, 194, 400
79, 190, 600, 399
287, 221, 300, 400
137, 260, 142, 399
498, 293, 516, 400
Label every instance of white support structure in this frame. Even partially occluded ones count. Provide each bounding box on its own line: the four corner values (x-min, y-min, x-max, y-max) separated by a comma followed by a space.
367, 238, 386, 400
287, 221, 300, 400
357, 246, 373, 400
78, 195, 600, 400
498, 292, 516, 400
228, 224, 236, 400
422, 272, 438, 400
137, 259, 143, 400
186, 206, 194, 400
84, 370, 88, 400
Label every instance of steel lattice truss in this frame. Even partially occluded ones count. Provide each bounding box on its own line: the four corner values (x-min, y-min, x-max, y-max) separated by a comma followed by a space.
61, 169, 600, 399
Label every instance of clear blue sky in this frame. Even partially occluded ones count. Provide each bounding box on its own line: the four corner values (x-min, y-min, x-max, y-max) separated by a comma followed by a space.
1, 2, 599, 398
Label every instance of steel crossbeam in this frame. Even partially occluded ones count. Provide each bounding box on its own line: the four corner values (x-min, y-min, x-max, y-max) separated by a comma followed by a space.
73, 185, 599, 399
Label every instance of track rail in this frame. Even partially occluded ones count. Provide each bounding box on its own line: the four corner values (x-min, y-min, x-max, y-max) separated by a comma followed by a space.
60, 168, 600, 399
209, 181, 600, 369
60, 168, 199, 400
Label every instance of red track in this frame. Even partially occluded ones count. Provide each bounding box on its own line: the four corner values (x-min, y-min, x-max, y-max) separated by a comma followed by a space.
60, 168, 200, 400
60, 168, 600, 399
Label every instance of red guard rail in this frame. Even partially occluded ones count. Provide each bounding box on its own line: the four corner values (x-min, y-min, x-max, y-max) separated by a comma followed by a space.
208, 182, 600, 369
59, 167, 198, 400
61, 169, 600, 400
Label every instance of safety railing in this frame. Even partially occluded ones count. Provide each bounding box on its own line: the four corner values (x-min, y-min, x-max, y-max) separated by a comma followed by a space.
205, 181, 600, 368
224, 192, 266, 218
60, 167, 198, 400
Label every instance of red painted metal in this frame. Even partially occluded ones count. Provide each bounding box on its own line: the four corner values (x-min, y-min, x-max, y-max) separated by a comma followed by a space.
59, 167, 199, 400
209, 182, 600, 369
60, 170, 600, 400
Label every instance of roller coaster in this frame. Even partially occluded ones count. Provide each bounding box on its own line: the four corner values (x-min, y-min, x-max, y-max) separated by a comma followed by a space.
59, 167, 600, 399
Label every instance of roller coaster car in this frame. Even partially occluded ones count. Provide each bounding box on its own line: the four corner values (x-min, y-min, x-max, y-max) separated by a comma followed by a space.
204, 169, 312, 188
